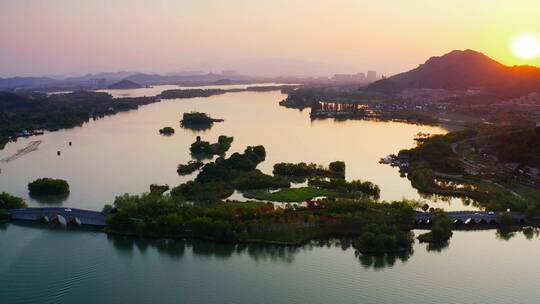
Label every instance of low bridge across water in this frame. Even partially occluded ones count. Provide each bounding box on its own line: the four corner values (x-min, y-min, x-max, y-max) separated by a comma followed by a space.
7, 207, 107, 227
414, 211, 526, 226
5, 208, 527, 229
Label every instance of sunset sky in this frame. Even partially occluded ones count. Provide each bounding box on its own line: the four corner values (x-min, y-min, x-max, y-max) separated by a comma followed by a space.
1, 0, 539, 77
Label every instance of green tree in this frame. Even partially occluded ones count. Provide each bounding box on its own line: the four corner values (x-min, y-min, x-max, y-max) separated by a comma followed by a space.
0, 192, 27, 209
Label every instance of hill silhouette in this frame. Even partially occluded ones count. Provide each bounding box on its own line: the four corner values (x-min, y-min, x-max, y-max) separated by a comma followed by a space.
107, 79, 143, 89
369, 50, 540, 94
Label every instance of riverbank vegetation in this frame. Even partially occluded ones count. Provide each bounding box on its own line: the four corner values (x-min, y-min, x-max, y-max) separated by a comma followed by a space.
417, 212, 453, 243
0, 192, 27, 209
352, 223, 414, 254
0, 91, 157, 150
399, 128, 540, 213
28, 178, 70, 195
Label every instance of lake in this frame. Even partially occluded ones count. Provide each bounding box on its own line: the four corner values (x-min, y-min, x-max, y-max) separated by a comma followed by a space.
3, 84, 528, 304
0, 84, 471, 210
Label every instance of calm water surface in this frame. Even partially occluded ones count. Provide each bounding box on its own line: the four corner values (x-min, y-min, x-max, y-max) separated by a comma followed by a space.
0, 84, 469, 210
1, 224, 539, 304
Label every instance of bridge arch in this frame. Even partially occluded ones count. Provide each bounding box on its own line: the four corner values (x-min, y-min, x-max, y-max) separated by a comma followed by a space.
452, 219, 464, 226
67, 217, 82, 226
50, 215, 67, 226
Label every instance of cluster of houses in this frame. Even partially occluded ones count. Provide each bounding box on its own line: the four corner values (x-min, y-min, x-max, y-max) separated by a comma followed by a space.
310, 102, 369, 119
380, 154, 409, 177
12, 129, 44, 139
504, 163, 540, 189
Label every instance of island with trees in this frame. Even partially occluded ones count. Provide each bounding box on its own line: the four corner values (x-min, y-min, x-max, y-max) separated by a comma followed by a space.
180, 112, 224, 130
28, 178, 70, 195
101, 138, 418, 251
159, 127, 175, 135
190, 135, 234, 157
159, 89, 226, 99
177, 160, 204, 175
104, 187, 416, 247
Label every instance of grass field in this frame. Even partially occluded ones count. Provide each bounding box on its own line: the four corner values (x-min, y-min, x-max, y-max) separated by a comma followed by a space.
243, 187, 336, 202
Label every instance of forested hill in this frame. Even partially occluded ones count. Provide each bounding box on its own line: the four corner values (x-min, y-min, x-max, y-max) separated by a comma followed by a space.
368, 49, 540, 95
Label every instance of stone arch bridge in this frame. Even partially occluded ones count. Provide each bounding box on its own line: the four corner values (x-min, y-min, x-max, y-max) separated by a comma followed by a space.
414, 211, 526, 226
7, 207, 107, 227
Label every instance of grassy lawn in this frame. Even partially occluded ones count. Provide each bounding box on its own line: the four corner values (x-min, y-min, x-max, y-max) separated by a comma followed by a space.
243, 187, 337, 202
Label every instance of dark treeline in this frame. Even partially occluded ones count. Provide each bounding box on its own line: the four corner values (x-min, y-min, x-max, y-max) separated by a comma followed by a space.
159, 89, 226, 99
493, 126, 540, 167
279, 86, 387, 110
400, 130, 477, 174
273, 161, 346, 179
0, 91, 157, 149
105, 187, 416, 246
308, 179, 380, 199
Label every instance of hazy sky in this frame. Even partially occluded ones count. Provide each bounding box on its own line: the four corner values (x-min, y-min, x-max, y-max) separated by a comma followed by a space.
1, 0, 539, 77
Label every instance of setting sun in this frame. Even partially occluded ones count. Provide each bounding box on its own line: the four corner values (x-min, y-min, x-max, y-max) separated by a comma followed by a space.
511, 33, 540, 60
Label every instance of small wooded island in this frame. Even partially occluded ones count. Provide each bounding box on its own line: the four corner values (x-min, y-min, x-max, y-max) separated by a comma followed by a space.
159, 89, 226, 99
28, 178, 70, 195
180, 112, 224, 130
159, 127, 175, 135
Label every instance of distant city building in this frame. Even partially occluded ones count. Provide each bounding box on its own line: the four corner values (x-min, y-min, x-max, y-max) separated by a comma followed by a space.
366, 71, 377, 82
332, 74, 353, 82
331, 72, 367, 83
353, 72, 366, 82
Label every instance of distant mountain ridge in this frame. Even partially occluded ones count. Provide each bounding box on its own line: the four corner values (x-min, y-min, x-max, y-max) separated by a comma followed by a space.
0, 77, 58, 90
369, 50, 540, 94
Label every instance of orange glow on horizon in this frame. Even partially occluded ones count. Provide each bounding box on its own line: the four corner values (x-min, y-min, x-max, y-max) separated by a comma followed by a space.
0, 0, 539, 76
